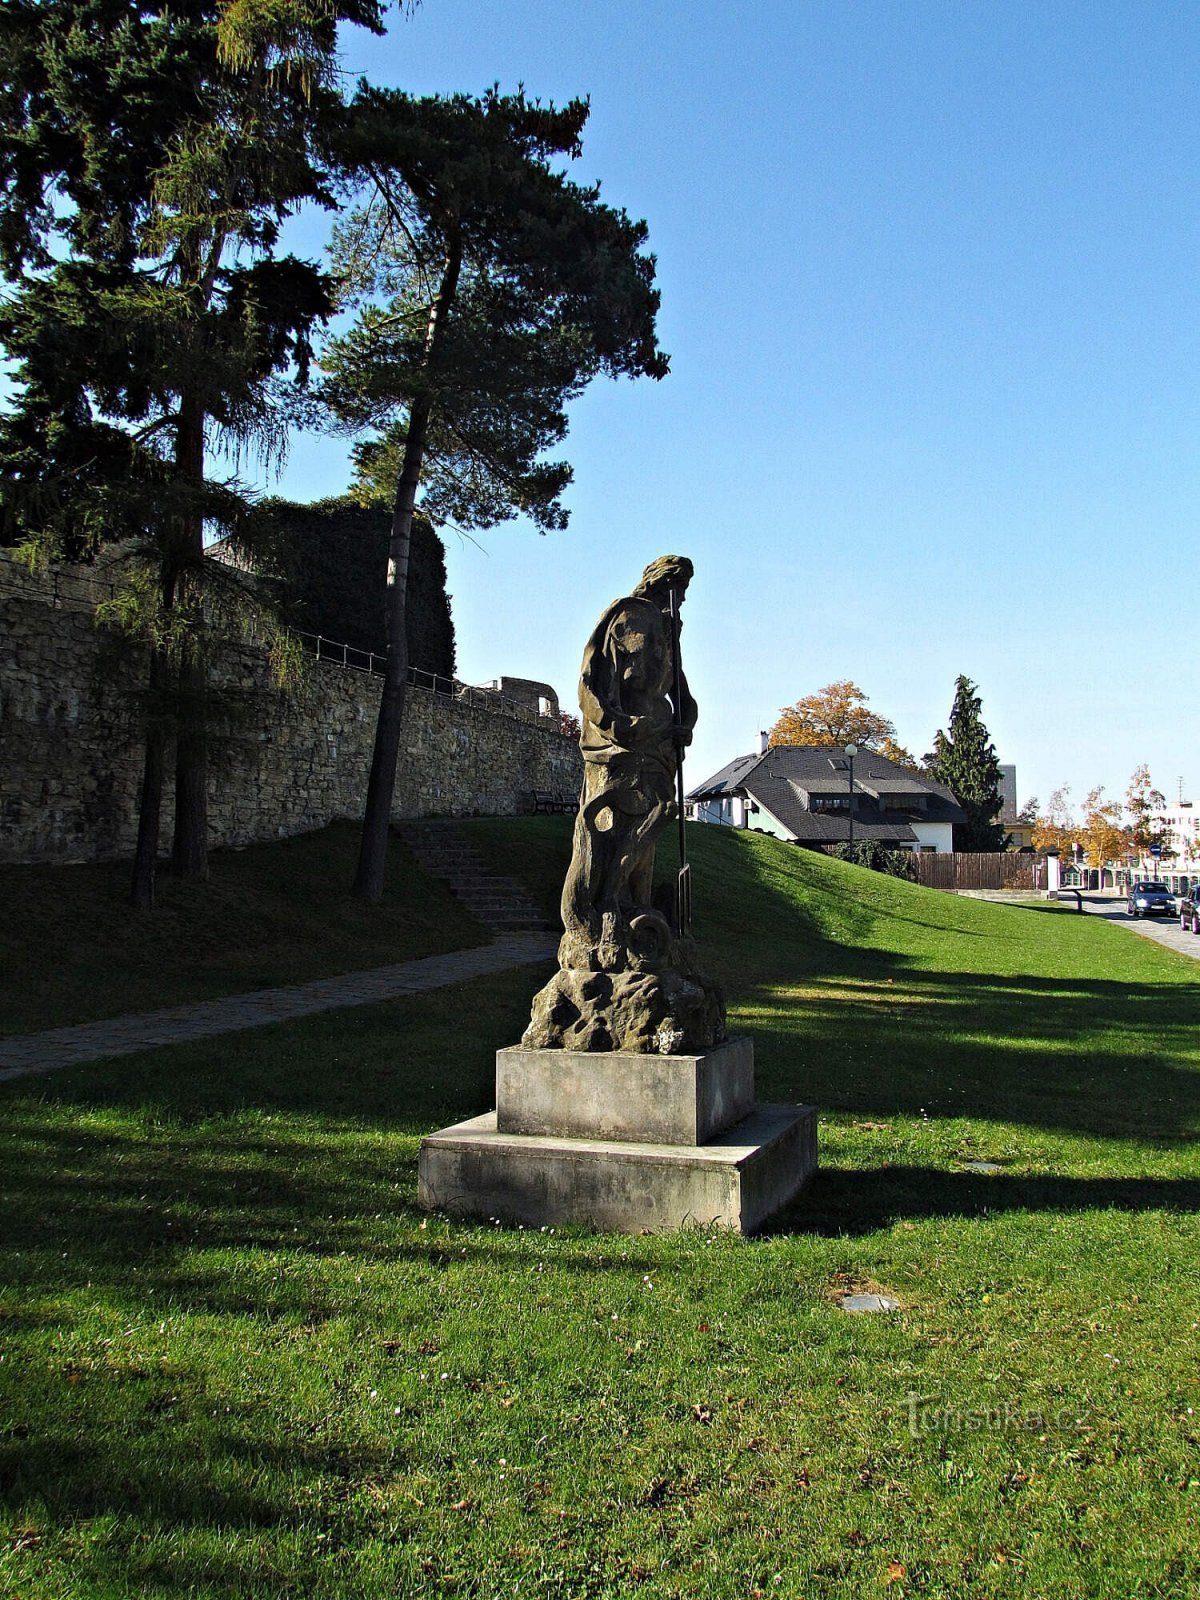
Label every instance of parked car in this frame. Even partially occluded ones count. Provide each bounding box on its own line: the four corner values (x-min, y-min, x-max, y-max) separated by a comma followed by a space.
1179, 885, 1200, 935
1126, 880, 1177, 919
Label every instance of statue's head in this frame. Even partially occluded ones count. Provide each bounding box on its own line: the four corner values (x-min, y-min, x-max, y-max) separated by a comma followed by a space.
634, 554, 693, 603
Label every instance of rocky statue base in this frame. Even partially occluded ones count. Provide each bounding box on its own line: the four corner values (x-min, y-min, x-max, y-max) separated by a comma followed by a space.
417, 1036, 817, 1235
522, 926, 725, 1054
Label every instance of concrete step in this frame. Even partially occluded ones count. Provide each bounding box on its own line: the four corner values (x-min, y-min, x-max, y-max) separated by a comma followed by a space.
397, 821, 558, 934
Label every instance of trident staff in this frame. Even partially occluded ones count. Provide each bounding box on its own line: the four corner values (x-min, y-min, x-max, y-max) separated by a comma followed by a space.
668, 583, 691, 935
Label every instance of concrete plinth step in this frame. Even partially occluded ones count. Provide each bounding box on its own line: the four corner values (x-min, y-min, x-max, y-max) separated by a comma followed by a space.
418, 1102, 818, 1235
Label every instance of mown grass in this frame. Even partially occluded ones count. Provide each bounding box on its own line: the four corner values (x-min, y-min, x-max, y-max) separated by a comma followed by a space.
1, 822, 1198, 1598
0, 821, 487, 1036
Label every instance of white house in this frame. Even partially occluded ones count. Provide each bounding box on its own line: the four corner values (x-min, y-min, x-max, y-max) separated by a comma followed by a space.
688, 740, 966, 854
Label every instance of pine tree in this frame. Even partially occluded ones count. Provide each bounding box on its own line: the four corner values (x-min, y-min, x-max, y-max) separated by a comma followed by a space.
928, 676, 1008, 851
321, 87, 669, 901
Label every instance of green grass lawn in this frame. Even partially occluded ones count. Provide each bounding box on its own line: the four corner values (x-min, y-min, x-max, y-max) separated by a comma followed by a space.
1, 822, 1197, 1598
0, 822, 488, 1036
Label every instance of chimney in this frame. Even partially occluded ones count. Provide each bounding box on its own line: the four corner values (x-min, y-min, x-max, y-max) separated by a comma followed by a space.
759, 730, 769, 755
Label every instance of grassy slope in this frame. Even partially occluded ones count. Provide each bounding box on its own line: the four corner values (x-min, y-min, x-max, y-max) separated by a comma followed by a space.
1, 821, 1197, 1598
0, 822, 488, 1036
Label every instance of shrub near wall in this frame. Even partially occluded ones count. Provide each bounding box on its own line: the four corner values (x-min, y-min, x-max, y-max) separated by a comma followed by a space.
0, 552, 582, 864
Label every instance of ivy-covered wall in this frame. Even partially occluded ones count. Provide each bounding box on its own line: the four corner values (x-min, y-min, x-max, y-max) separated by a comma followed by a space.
263, 497, 456, 677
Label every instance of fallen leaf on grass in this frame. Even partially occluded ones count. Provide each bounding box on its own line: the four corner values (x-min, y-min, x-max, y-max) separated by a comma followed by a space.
886, 1559, 907, 1582
692, 1403, 713, 1424
855, 1122, 892, 1132
450, 1498, 472, 1512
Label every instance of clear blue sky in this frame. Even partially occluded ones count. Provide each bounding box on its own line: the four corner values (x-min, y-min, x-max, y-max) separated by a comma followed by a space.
273, 0, 1200, 816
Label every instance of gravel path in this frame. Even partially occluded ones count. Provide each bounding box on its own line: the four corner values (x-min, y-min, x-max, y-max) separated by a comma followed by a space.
0, 934, 556, 1083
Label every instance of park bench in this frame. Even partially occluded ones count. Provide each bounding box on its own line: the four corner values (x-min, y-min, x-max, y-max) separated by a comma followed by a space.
529, 790, 579, 816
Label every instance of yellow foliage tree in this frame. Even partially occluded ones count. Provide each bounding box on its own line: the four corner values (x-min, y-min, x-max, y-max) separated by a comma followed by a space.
877, 737, 919, 770
1125, 764, 1168, 858
769, 680, 896, 749
1031, 785, 1078, 858
1076, 786, 1129, 870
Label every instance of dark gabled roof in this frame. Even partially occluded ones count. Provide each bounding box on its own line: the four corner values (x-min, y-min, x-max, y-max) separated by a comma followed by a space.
766, 810, 920, 845
792, 776, 855, 796
688, 742, 967, 842
855, 774, 936, 796
687, 750, 767, 800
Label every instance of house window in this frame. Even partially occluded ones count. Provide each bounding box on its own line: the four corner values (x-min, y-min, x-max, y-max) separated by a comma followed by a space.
811, 796, 849, 813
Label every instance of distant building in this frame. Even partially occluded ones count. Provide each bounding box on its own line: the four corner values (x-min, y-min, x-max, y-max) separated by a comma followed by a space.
997, 763, 1034, 849
474, 677, 560, 723
688, 741, 966, 854
998, 764, 1018, 820
1128, 795, 1199, 891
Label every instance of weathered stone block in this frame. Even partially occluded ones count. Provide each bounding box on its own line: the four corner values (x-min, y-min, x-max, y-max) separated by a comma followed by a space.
495, 1036, 753, 1145
417, 1102, 817, 1235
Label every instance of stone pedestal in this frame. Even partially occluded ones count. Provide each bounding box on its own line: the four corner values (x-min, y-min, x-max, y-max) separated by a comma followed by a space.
418, 1036, 816, 1234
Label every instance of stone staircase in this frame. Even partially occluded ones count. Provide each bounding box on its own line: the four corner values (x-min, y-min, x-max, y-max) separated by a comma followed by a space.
398, 820, 559, 935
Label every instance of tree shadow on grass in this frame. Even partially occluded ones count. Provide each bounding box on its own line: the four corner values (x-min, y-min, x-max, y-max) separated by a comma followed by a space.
765, 1165, 1200, 1238
742, 965, 1200, 1141
0, 1104, 658, 1318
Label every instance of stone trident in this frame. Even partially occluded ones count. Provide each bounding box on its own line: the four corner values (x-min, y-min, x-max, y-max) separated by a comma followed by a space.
668, 582, 691, 936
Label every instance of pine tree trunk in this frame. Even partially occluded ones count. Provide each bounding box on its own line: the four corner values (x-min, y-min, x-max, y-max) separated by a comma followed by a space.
351, 398, 428, 902
172, 652, 208, 877
352, 237, 462, 903
130, 644, 168, 910
170, 394, 209, 880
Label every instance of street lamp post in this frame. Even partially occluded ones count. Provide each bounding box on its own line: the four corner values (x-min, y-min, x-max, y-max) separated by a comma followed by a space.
845, 742, 858, 850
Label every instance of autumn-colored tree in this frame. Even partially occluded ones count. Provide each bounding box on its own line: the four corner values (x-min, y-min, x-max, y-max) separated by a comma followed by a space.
1076, 786, 1128, 871
559, 711, 581, 741
769, 680, 896, 749
1031, 785, 1078, 858
1125, 764, 1168, 859
876, 737, 919, 770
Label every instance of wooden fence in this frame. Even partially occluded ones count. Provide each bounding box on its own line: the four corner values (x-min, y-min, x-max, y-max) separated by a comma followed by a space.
914, 852, 1047, 893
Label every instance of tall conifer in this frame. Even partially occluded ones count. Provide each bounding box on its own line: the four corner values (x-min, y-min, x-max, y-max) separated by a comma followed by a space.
0, 1, 385, 903
928, 676, 1008, 851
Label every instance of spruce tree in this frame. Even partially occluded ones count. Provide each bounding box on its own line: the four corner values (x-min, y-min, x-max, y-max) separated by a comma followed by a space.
928, 676, 1008, 851
0, 1, 385, 904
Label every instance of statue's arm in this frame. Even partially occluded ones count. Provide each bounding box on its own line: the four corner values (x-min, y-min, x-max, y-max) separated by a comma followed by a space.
675, 667, 698, 742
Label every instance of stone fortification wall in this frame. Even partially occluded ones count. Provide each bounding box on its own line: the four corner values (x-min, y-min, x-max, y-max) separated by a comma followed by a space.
0, 552, 582, 864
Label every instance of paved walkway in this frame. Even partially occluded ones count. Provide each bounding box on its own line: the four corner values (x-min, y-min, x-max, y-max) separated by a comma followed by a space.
0, 934, 557, 1083
1072, 892, 1200, 962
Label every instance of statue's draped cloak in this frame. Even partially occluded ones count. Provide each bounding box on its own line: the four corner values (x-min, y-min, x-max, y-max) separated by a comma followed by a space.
522, 559, 724, 1055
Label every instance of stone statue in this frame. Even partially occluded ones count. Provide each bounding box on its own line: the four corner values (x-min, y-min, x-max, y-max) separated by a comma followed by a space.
522, 555, 726, 1054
